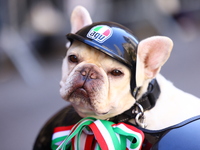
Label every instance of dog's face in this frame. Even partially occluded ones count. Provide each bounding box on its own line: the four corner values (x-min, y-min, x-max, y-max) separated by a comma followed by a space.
60, 6, 173, 121
60, 41, 135, 119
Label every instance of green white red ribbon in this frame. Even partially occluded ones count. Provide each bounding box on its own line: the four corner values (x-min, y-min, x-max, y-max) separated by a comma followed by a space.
51, 117, 144, 150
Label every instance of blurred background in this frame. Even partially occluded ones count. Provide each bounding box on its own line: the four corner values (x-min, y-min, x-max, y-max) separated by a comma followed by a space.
0, 0, 200, 149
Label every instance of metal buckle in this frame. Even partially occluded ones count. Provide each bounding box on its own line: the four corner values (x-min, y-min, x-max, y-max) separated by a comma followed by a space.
132, 102, 147, 128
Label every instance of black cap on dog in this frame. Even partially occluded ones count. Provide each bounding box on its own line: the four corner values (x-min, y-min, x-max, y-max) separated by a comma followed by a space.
66, 22, 139, 97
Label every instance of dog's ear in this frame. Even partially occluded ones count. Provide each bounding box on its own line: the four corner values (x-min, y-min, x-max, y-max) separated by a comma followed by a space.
137, 36, 173, 80
70, 6, 92, 33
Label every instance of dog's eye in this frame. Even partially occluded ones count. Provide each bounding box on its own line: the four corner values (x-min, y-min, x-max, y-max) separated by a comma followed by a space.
110, 69, 123, 76
68, 55, 78, 63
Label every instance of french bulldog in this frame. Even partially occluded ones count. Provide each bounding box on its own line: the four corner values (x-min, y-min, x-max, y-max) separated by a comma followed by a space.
33, 6, 200, 150
59, 6, 200, 130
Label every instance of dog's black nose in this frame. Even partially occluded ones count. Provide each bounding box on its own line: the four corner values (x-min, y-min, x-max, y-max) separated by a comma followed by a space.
80, 66, 98, 81
81, 70, 97, 79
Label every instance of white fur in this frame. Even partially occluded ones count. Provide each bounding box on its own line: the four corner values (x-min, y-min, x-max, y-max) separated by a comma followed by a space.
144, 74, 200, 129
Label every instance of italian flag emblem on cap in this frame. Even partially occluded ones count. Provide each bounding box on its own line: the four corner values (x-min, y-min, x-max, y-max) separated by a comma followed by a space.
87, 25, 113, 43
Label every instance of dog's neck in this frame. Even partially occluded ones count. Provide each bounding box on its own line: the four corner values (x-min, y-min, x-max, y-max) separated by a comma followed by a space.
109, 77, 160, 128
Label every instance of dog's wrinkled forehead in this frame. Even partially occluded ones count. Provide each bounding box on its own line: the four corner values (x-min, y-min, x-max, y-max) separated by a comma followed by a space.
66, 21, 139, 96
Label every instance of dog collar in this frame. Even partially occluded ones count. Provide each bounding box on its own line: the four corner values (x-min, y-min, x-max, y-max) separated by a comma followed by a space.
136, 79, 160, 110
109, 79, 160, 127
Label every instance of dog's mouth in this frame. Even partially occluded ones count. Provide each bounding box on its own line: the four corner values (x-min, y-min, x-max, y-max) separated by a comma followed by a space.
74, 87, 89, 98
70, 87, 89, 99
69, 87, 92, 105
69, 87, 110, 116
